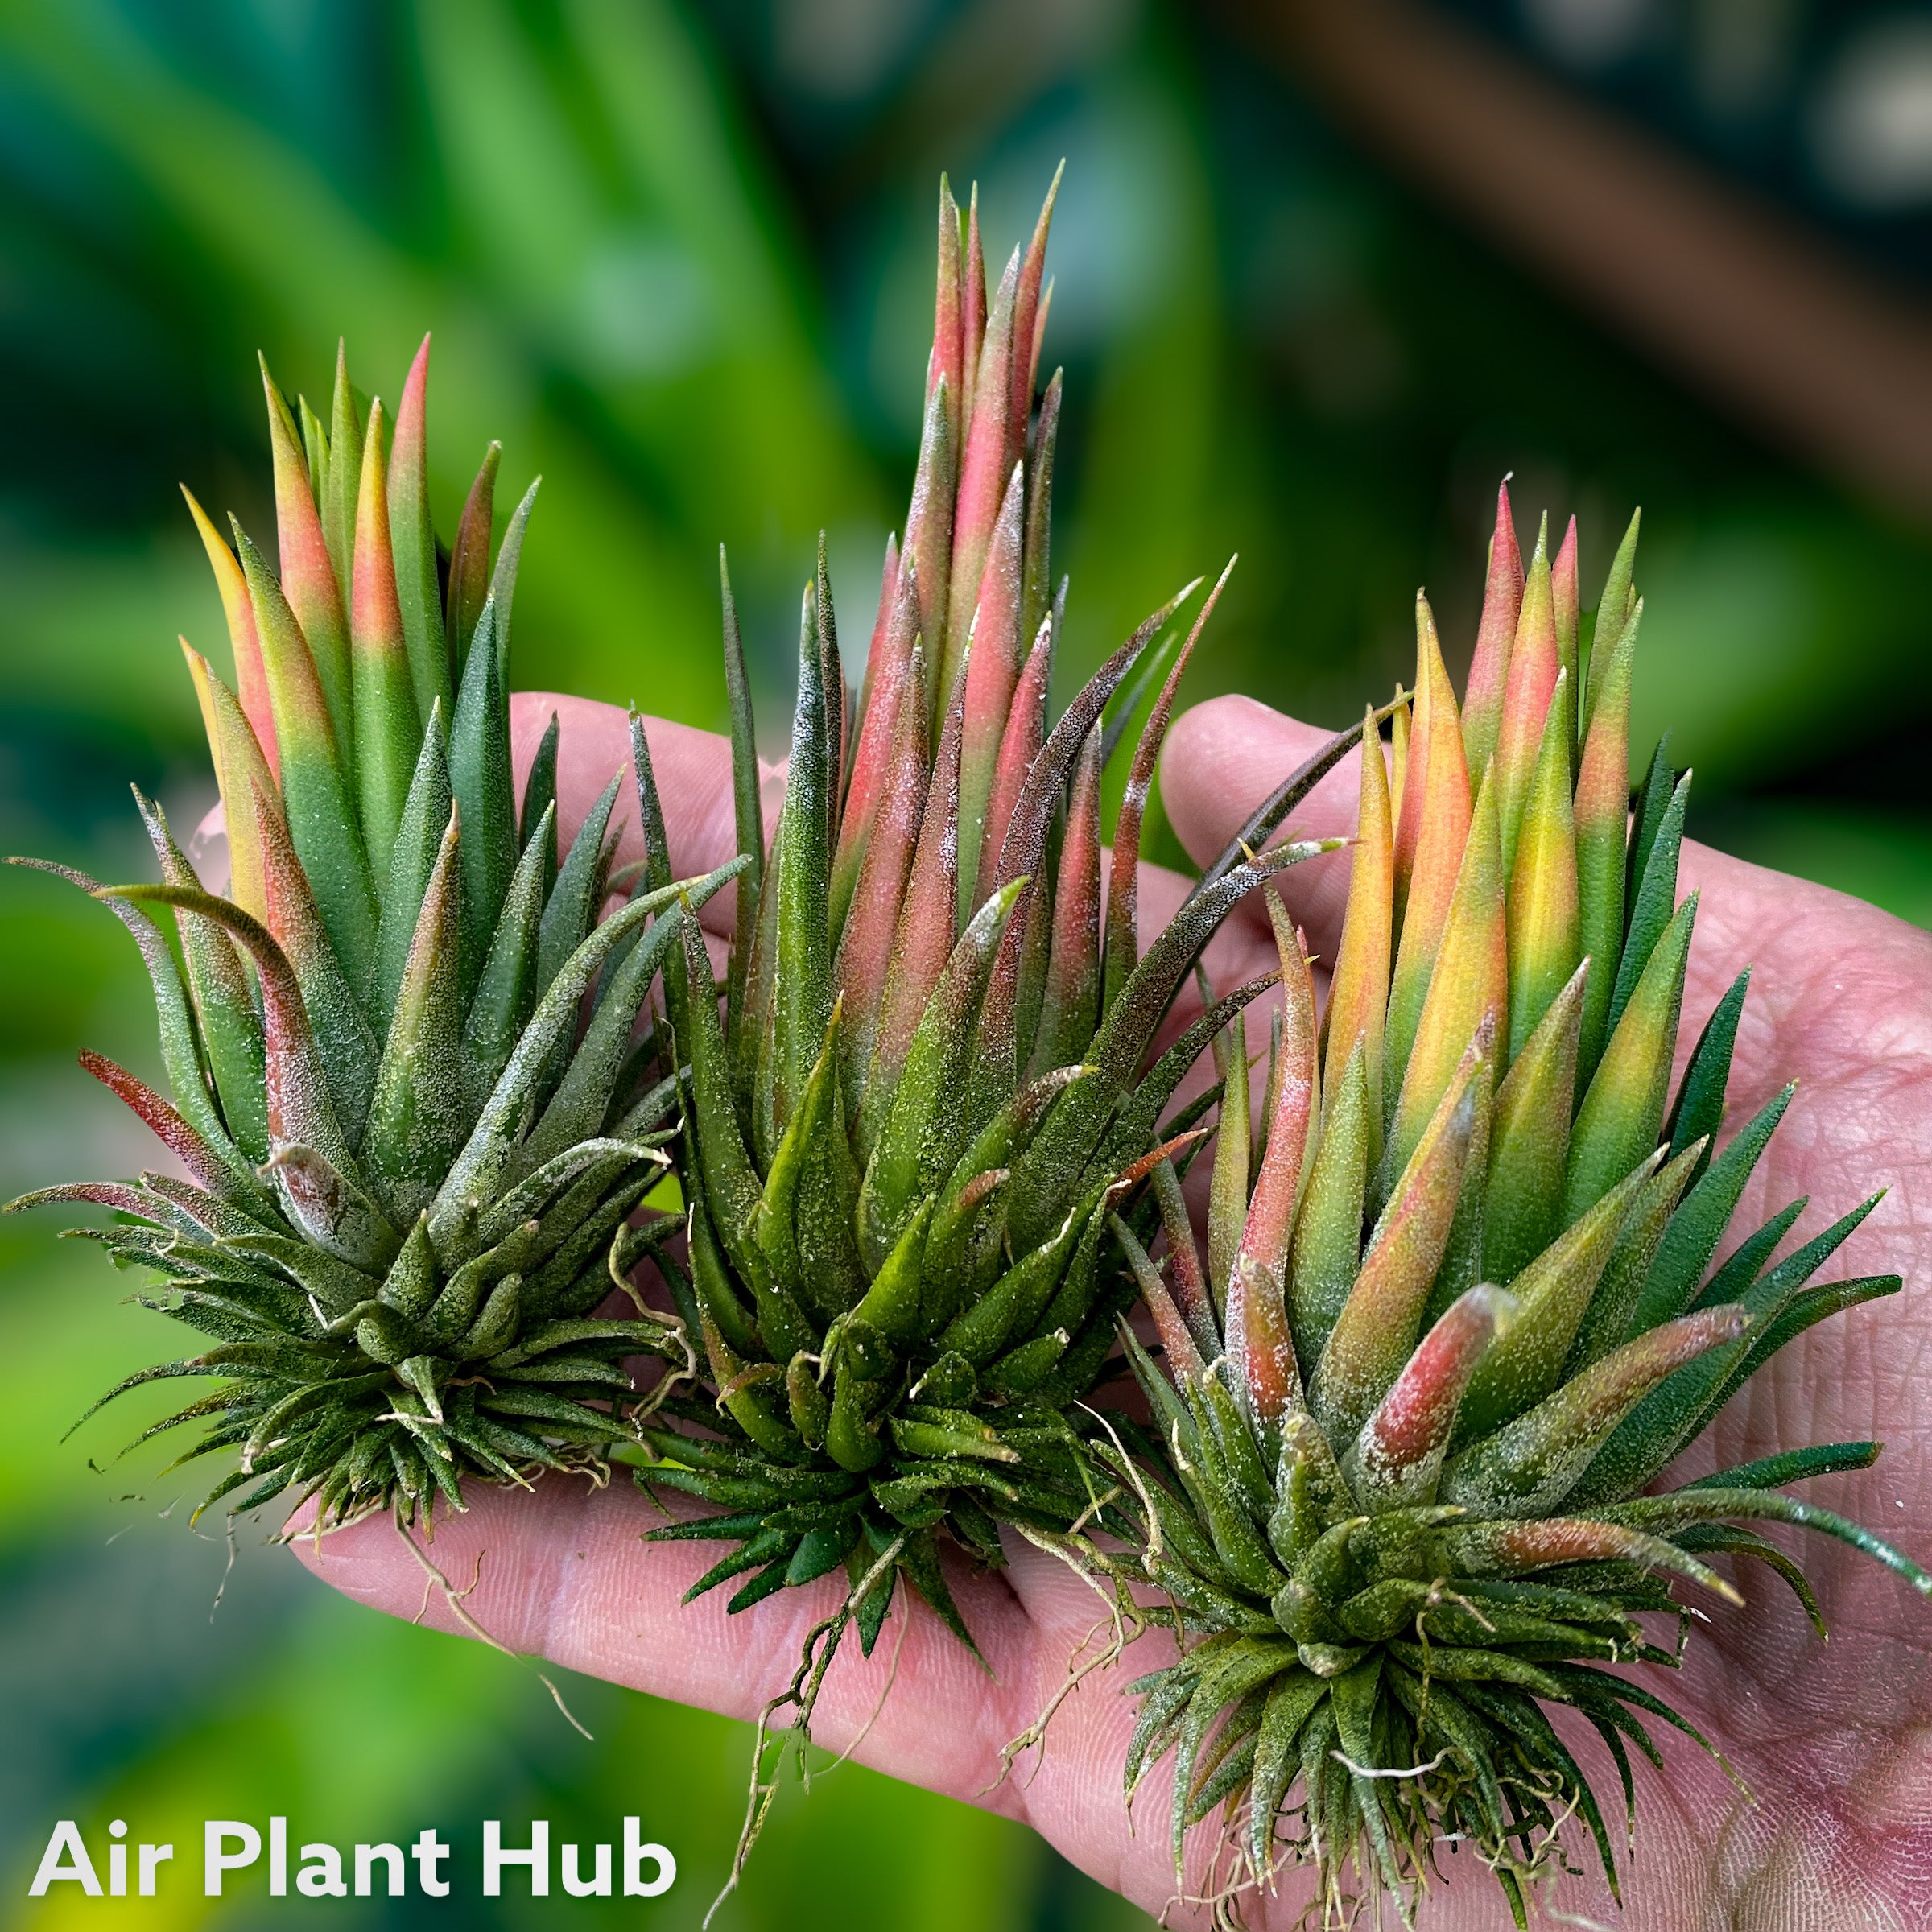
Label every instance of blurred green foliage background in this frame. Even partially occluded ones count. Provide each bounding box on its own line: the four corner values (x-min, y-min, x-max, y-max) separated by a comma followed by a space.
2, 2, 1926, 1925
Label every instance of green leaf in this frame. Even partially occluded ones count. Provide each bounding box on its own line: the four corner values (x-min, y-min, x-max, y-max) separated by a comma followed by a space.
131, 794, 270, 1164
768, 582, 836, 1146
1686, 1198, 1806, 1315
519, 883, 718, 1177
1677, 1441, 1879, 1492
1664, 966, 1751, 1188
363, 807, 470, 1223
718, 548, 764, 1063
488, 476, 541, 685
1626, 1082, 1793, 1337
858, 879, 1026, 1269
535, 767, 623, 1005
233, 522, 380, 994
1608, 770, 1689, 1044
1483, 960, 1583, 1284
430, 869, 736, 1255
675, 891, 767, 1268
519, 709, 560, 879
445, 440, 500, 667
1287, 1036, 1368, 1373
1596, 1487, 1932, 1598
388, 337, 452, 729
460, 802, 553, 1113
1563, 894, 1695, 1226
448, 597, 518, 988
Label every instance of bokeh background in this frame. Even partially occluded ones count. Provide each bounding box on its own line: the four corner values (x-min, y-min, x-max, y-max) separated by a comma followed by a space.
2, 0, 1927, 1924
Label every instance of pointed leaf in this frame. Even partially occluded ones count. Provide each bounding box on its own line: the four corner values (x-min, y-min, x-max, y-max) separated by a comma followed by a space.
1484, 960, 1585, 1284
1311, 1042, 1484, 1444
1348, 1285, 1513, 1512
943, 245, 1019, 702
1020, 366, 1062, 659
388, 336, 452, 726
1289, 1037, 1368, 1374
1608, 768, 1692, 1045
1104, 564, 1221, 1016
1459, 481, 1522, 780
182, 487, 277, 780
859, 879, 1027, 1269
376, 704, 452, 1027
1443, 1306, 1748, 1517
1323, 705, 1393, 1169
260, 355, 353, 754
1506, 669, 1579, 1062
1666, 965, 1751, 1190
769, 581, 835, 1144
350, 398, 423, 881
364, 807, 469, 1221
832, 535, 912, 939
1028, 725, 1102, 1076
535, 769, 623, 1005
838, 634, 931, 1118
233, 522, 379, 993
448, 596, 518, 985
446, 440, 500, 667
322, 341, 363, 598
1386, 594, 1470, 1102
956, 459, 1026, 921
1564, 894, 1695, 1225
1493, 514, 1559, 881
1628, 1081, 1794, 1336
1455, 1151, 1664, 1445
131, 791, 269, 1163
1387, 763, 1505, 1188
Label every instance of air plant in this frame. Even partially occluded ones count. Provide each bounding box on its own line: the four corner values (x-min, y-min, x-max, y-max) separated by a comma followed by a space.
1106, 495, 1930, 1926
627, 174, 1360, 1753
10, 344, 735, 1527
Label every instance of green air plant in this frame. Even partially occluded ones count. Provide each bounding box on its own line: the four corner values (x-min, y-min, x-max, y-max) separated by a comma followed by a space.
10, 342, 737, 1528
1108, 493, 1931, 1926
629, 174, 1356, 1707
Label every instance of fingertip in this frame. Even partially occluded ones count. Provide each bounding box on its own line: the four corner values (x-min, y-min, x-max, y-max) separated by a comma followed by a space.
1162, 696, 1335, 867
510, 691, 741, 931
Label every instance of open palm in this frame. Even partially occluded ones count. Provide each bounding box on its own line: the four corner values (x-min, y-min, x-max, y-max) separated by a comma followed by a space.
295, 691, 1932, 1930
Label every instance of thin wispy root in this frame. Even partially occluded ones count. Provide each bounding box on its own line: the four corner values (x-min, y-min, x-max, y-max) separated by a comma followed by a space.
989, 1521, 1145, 1794
706, 1531, 910, 1930
387, 1511, 593, 1741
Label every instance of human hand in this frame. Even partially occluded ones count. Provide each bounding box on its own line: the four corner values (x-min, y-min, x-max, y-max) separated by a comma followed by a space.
293, 691, 1932, 1929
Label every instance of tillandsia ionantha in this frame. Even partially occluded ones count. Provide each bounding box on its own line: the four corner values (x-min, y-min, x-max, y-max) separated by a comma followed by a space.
10, 341, 741, 1529
1105, 492, 1932, 1927
627, 171, 1365, 1730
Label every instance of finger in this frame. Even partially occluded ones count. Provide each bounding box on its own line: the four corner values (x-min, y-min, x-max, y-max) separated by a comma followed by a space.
511, 692, 756, 935
286, 1484, 1250, 1921
287, 1482, 1765, 1927
1161, 695, 1365, 964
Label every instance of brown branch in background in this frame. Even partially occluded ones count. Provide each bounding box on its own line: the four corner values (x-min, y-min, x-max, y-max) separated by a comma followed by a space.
1232, 0, 1932, 522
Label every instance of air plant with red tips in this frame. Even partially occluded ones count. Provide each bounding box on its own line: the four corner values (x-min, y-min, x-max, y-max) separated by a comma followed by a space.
9, 343, 737, 1527
1109, 496, 1932, 1926
627, 173, 1353, 1694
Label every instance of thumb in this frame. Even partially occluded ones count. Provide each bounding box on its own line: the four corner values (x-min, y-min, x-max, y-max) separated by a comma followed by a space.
510, 691, 757, 935
1162, 694, 1368, 964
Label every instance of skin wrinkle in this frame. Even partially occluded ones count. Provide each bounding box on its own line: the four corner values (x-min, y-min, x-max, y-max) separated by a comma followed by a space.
290, 693, 1932, 1930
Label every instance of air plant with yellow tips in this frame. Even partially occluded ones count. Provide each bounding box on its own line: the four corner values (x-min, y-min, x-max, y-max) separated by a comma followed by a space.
10, 340, 738, 1528
1108, 487, 1931, 1926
